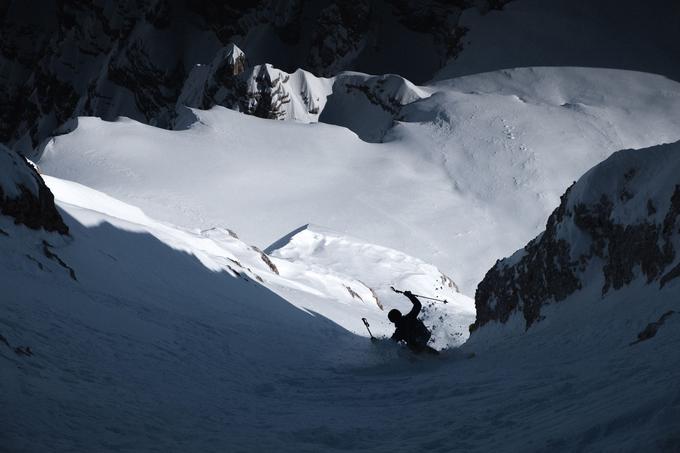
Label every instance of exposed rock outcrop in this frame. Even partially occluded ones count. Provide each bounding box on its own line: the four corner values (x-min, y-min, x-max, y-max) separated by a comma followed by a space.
0, 0, 508, 153
0, 145, 68, 234
307, 0, 371, 77
471, 142, 680, 332
630, 310, 675, 345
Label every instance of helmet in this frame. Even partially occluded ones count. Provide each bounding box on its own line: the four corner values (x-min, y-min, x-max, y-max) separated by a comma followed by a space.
388, 309, 402, 323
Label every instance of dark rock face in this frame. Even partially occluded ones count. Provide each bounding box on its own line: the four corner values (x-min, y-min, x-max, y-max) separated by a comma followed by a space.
0, 0, 508, 153
472, 186, 581, 331
630, 310, 675, 345
0, 148, 69, 235
471, 145, 680, 332
572, 188, 679, 294
184, 44, 250, 113
244, 66, 292, 120
180, 53, 299, 122
307, 0, 372, 77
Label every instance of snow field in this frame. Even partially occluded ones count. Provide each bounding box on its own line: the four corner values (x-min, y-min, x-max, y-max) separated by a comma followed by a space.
39, 67, 680, 295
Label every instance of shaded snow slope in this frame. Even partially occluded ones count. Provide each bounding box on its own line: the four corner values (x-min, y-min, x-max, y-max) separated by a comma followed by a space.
0, 178, 361, 451
2, 174, 679, 451
436, 0, 680, 82
39, 67, 680, 294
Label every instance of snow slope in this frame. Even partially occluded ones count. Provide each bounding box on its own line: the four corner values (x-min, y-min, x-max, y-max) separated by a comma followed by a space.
267, 224, 474, 348
39, 176, 471, 348
39, 67, 680, 294
2, 172, 679, 451
436, 0, 680, 82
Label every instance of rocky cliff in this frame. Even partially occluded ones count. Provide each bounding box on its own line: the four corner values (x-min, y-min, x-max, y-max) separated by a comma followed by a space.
0, 145, 68, 234
0, 0, 508, 153
471, 142, 680, 332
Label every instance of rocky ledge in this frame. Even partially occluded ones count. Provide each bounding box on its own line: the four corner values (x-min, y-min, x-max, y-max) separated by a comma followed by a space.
0, 145, 68, 235
471, 142, 680, 332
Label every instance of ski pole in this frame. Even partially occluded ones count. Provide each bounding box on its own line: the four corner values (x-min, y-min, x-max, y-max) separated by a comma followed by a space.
390, 286, 448, 304
361, 318, 375, 339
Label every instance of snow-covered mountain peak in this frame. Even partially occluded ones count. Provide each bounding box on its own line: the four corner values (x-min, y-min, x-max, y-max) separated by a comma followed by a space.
178, 44, 334, 123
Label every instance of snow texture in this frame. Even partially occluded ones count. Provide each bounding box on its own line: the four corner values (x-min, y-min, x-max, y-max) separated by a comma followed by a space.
1, 173, 679, 452
39, 66, 680, 295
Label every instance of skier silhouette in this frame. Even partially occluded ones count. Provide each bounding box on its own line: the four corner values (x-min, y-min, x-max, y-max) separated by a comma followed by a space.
388, 291, 438, 354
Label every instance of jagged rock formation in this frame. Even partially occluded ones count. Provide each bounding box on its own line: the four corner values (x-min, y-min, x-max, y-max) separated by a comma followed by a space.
0, 145, 68, 234
471, 142, 680, 332
0, 0, 508, 153
179, 45, 332, 123
630, 310, 675, 345
307, 0, 372, 77
178, 44, 248, 112
179, 43, 429, 131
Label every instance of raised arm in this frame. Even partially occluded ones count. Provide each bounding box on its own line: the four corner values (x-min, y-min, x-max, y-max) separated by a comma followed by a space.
403, 291, 421, 318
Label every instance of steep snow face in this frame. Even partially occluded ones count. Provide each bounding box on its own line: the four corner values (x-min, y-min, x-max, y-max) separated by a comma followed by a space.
0, 173, 370, 451
39, 67, 680, 294
3, 172, 680, 452
472, 141, 680, 335
0, 145, 67, 234
267, 224, 474, 348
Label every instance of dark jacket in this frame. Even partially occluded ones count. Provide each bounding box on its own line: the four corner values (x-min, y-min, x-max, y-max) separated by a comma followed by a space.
391, 294, 432, 349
